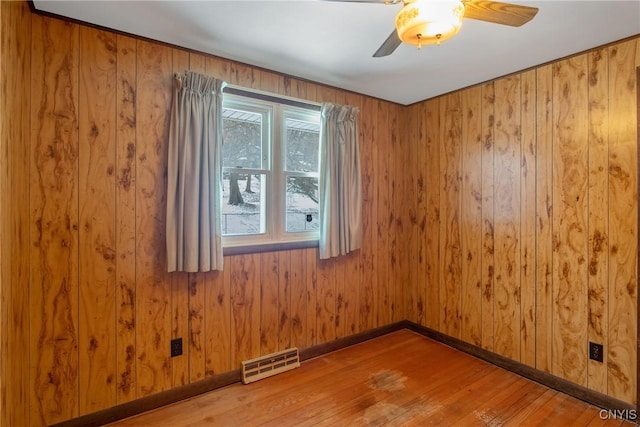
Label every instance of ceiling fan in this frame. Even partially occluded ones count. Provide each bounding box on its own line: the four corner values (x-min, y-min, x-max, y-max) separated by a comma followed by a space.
329, 0, 538, 57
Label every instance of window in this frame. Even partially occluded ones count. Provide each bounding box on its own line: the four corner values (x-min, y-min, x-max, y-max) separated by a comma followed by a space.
221, 90, 321, 249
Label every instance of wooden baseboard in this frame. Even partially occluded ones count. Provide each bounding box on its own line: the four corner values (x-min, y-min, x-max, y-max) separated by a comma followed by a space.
405, 321, 636, 416
53, 321, 408, 427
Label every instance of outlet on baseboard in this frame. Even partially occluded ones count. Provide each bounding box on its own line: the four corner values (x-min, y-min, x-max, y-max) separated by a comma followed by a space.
589, 342, 603, 363
171, 338, 183, 357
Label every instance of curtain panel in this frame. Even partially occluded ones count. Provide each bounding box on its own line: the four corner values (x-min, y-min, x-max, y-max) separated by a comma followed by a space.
319, 103, 363, 259
166, 71, 225, 272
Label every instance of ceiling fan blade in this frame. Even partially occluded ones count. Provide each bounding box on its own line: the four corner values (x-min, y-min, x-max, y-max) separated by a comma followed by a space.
463, 0, 538, 27
373, 29, 402, 57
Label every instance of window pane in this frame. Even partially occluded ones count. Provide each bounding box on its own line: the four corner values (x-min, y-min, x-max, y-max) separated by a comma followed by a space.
285, 118, 319, 172
222, 172, 266, 235
222, 108, 263, 169
286, 176, 319, 233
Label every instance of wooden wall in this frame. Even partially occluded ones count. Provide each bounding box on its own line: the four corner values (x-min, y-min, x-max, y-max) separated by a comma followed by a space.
0, 1, 32, 427
406, 38, 640, 404
1, 2, 638, 425
1, 7, 408, 426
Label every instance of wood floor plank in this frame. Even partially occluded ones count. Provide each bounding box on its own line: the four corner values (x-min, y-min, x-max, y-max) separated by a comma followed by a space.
107, 330, 634, 427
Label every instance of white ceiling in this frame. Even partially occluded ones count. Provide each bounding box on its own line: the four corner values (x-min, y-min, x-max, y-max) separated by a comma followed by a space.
33, 0, 640, 105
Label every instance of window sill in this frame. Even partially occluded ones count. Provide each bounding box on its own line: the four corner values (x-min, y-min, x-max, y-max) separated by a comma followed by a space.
223, 239, 319, 256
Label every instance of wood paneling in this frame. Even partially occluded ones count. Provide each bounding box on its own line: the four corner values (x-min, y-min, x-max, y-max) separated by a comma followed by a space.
460, 86, 483, 346
30, 16, 80, 425
587, 47, 610, 393
115, 34, 138, 405
0, 1, 31, 426
1, 6, 638, 424
78, 25, 117, 414
606, 39, 638, 403
135, 40, 173, 398
481, 81, 496, 352
439, 92, 462, 337
535, 64, 554, 373
411, 38, 638, 405
552, 56, 589, 385
493, 75, 522, 361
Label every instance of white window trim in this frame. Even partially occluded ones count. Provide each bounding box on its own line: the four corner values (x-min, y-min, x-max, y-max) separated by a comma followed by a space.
221, 89, 321, 253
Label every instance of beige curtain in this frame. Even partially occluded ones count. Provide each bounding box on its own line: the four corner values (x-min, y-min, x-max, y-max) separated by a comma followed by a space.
319, 103, 362, 259
167, 71, 225, 272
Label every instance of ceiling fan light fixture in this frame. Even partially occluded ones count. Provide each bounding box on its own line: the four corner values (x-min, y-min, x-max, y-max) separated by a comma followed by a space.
395, 0, 465, 47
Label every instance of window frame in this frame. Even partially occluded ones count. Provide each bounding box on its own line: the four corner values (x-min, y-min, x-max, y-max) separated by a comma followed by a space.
221, 88, 322, 253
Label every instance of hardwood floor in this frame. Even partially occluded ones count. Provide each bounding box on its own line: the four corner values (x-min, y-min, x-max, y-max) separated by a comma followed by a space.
108, 330, 633, 426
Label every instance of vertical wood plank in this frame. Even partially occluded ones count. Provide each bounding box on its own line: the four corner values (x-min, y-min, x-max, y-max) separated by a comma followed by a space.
30, 16, 80, 425
481, 82, 496, 351
260, 252, 279, 355
535, 65, 554, 373
424, 98, 441, 330
606, 39, 637, 403
460, 86, 483, 347
414, 103, 427, 327
204, 267, 231, 376
135, 40, 173, 396
278, 251, 292, 350
316, 257, 336, 343
586, 47, 609, 394
115, 34, 137, 404
520, 69, 537, 368
359, 97, 379, 331
493, 76, 521, 361
0, 2, 31, 425
231, 254, 261, 366
188, 273, 205, 382
289, 249, 307, 348
305, 248, 318, 346
374, 98, 391, 328
78, 25, 117, 414
552, 57, 589, 386
391, 105, 406, 322
439, 92, 462, 337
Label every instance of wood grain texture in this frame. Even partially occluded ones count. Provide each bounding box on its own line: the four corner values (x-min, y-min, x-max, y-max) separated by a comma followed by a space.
493, 75, 522, 361
481, 82, 496, 352
230, 254, 261, 367
460, 86, 483, 347
115, 34, 138, 405
0, 1, 31, 426
424, 98, 441, 330
135, 40, 173, 397
407, 37, 637, 405
375, 98, 392, 327
587, 47, 610, 393
30, 15, 80, 425
520, 69, 537, 368
535, 64, 554, 374
5, 9, 638, 424
204, 267, 231, 376
552, 57, 589, 386
107, 331, 633, 427
78, 25, 117, 415
606, 39, 637, 403
439, 92, 462, 337
413, 103, 427, 328
260, 251, 280, 355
